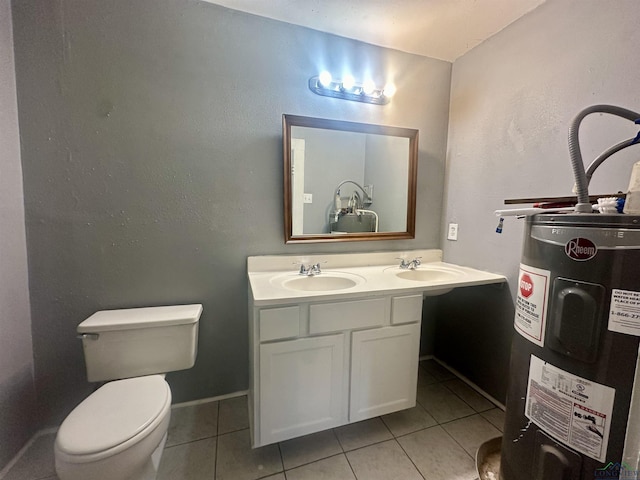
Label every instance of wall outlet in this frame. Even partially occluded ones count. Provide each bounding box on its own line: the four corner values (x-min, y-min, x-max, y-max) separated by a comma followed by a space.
447, 223, 459, 241
303, 193, 313, 204
364, 184, 373, 201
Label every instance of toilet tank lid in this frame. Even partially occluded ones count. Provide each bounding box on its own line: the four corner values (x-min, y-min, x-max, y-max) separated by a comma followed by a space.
78, 304, 203, 333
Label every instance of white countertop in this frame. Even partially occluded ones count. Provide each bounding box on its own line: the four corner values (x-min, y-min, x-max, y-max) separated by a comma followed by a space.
248, 249, 506, 306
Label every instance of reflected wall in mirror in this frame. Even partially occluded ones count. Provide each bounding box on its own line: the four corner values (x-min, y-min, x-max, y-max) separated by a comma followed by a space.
283, 114, 418, 243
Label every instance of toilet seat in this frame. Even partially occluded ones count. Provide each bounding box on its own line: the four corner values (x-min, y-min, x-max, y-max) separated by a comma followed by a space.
55, 375, 171, 463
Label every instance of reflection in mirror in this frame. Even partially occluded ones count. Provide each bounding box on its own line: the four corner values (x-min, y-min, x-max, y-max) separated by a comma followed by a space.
283, 115, 418, 243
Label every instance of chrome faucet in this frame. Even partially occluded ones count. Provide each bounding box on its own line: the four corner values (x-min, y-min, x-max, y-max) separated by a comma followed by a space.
299, 263, 322, 276
397, 257, 421, 270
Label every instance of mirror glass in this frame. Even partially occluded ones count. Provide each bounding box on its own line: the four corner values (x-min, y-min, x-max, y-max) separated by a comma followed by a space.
283, 115, 418, 243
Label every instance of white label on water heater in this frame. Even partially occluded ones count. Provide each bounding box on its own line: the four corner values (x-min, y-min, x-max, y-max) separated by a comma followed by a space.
514, 264, 550, 347
525, 355, 615, 462
608, 289, 640, 336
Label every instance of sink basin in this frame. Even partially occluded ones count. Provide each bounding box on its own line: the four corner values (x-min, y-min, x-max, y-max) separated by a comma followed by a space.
395, 267, 462, 282
275, 272, 365, 292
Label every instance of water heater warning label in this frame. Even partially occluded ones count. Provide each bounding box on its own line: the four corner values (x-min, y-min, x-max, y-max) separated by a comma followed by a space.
608, 289, 640, 336
514, 264, 550, 347
525, 355, 615, 462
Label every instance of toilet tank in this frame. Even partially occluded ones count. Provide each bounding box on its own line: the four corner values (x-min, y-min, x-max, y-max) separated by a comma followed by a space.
77, 304, 202, 382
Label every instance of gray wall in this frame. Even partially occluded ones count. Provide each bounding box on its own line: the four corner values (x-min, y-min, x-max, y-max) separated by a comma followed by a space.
11, 0, 452, 426
445, 0, 640, 292
365, 135, 410, 232
0, 0, 36, 468
296, 128, 366, 233
441, 0, 640, 395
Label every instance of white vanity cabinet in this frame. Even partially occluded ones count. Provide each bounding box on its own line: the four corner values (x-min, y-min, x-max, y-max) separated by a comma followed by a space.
350, 322, 420, 421
249, 293, 423, 447
258, 333, 346, 445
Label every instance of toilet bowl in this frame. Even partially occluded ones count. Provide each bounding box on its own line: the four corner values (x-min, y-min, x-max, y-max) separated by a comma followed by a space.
55, 375, 171, 480
54, 304, 202, 480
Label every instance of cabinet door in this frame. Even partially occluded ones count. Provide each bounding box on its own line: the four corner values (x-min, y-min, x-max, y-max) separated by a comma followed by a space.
259, 334, 346, 445
350, 323, 420, 422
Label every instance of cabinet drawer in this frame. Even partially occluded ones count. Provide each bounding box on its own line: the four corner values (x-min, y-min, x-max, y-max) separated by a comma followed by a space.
259, 306, 300, 341
310, 298, 386, 334
391, 295, 423, 325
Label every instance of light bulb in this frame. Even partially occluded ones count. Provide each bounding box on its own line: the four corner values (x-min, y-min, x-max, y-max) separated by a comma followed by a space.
362, 80, 376, 95
342, 75, 355, 90
318, 71, 332, 87
383, 83, 397, 98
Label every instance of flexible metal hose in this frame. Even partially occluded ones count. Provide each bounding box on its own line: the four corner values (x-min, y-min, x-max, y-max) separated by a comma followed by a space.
568, 105, 640, 212
585, 138, 640, 184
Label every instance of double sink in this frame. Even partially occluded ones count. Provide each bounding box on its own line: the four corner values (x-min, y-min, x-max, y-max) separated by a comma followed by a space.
248, 250, 506, 306
277, 264, 463, 292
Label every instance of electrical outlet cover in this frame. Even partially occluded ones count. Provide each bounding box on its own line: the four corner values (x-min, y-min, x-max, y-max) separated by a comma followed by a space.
447, 223, 458, 240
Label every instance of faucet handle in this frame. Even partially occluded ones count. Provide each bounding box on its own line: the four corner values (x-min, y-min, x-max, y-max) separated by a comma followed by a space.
396, 258, 411, 269
397, 257, 422, 269
296, 261, 326, 275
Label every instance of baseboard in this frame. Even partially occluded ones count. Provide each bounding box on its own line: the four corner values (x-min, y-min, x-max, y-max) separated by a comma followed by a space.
171, 389, 249, 409
432, 357, 506, 410
0, 427, 58, 480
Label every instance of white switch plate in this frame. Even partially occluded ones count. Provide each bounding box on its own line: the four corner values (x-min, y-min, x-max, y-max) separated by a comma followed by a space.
447, 223, 458, 241
303, 193, 313, 203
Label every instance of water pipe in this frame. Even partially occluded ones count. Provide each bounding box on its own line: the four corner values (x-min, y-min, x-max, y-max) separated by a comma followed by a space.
334, 180, 371, 205
585, 137, 640, 185
568, 105, 640, 212
355, 209, 379, 232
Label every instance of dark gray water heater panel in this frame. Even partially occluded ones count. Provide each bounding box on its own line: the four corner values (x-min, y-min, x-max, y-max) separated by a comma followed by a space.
548, 278, 605, 363
500, 214, 640, 480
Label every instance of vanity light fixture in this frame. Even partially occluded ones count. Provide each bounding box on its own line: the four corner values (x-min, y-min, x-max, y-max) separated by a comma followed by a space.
308, 71, 395, 105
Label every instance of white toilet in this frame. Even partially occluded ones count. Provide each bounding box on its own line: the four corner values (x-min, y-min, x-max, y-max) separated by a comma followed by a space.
54, 304, 202, 480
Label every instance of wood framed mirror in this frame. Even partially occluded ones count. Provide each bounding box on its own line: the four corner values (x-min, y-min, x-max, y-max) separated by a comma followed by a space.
283, 114, 418, 244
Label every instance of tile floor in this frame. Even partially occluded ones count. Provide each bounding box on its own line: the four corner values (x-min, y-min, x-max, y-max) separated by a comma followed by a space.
2, 360, 504, 480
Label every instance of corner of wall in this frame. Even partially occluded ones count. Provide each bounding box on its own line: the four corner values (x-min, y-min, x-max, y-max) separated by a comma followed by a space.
0, 0, 37, 469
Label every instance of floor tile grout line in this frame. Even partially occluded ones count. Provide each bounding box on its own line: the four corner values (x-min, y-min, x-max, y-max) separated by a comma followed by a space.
276, 441, 285, 477
343, 449, 359, 480
479, 411, 505, 433
421, 360, 502, 414
437, 411, 486, 426
278, 425, 400, 474
416, 383, 496, 425
332, 418, 395, 454
379, 414, 392, 434
216, 426, 250, 439
283, 452, 346, 477
277, 429, 343, 472
417, 396, 478, 425
338, 435, 397, 455
332, 427, 346, 453
394, 436, 427, 480
165, 432, 219, 449
440, 422, 479, 462
440, 381, 499, 414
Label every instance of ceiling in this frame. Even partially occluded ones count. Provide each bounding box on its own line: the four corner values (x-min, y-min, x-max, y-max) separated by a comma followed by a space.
203, 0, 546, 62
